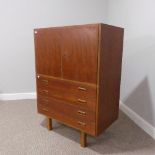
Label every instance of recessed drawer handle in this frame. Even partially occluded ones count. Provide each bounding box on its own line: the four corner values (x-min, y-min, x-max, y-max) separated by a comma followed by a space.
77, 99, 87, 104
42, 108, 48, 112
78, 87, 87, 91
42, 99, 49, 103
78, 121, 86, 126
78, 110, 86, 116
40, 90, 49, 95
42, 90, 48, 93
42, 79, 49, 84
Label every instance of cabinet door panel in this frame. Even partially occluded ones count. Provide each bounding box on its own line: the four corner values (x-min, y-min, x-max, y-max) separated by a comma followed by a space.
34, 29, 61, 77
61, 25, 98, 84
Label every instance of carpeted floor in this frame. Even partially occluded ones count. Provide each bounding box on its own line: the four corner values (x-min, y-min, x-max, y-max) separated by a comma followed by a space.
0, 99, 155, 155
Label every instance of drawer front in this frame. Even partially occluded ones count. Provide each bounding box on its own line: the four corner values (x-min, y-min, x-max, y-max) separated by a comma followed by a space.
38, 96, 95, 122
37, 97, 96, 135
37, 75, 97, 111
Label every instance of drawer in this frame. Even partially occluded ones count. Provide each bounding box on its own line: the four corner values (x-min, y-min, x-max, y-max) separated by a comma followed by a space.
37, 98, 96, 135
38, 96, 95, 122
37, 75, 97, 111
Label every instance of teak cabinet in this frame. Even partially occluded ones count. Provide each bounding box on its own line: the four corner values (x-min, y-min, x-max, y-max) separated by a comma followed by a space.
34, 23, 124, 147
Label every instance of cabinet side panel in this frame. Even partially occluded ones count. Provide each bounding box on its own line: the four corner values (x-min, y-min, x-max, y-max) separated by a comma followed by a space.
97, 24, 124, 135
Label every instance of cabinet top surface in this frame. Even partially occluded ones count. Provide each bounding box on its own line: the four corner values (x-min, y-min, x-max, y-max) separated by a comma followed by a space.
34, 23, 123, 31
34, 23, 99, 30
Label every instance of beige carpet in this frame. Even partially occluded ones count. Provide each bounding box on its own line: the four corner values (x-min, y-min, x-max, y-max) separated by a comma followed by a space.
0, 99, 155, 155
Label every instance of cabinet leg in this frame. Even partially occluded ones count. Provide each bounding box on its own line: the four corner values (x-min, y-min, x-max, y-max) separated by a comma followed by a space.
47, 117, 52, 130
80, 131, 87, 147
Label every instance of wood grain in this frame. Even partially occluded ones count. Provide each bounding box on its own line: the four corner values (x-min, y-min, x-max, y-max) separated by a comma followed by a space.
80, 131, 87, 147
96, 24, 124, 135
37, 75, 97, 111
38, 100, 96, 135
34, 29, 61, 77
61, 25, 98, 84
47, 117, 52, 130
38, 96, 96, 122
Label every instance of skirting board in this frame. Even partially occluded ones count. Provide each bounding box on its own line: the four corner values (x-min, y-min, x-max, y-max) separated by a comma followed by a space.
120, 100, 155, 140
0, 92, 36, 101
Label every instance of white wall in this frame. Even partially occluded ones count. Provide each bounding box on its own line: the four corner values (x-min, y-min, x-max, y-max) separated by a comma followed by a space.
0, 0, 107, 94
107, 0, 155, 127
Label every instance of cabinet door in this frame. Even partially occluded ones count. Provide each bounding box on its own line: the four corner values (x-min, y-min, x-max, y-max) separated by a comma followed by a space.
61, 25, 98, 84
34, 28, 61, 77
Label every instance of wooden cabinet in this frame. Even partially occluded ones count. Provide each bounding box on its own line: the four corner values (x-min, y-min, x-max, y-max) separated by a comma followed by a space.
34, 23, 124, 147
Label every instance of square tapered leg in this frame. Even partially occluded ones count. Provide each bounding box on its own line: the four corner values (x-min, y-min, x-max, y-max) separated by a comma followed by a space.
80, 131, 87, 147
47, 117, 52, 130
